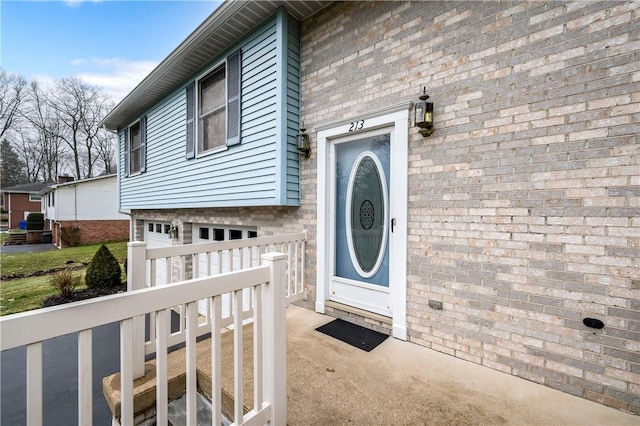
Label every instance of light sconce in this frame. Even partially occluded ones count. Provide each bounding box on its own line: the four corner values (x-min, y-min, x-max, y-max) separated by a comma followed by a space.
298, 126, 311, 159
169, 225, 179, 240
415, 87, 434, 137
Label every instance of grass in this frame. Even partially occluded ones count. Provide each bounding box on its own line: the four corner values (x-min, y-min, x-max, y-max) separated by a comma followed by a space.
0, 241, 128, 316
1, 241, 128, 277
0, 271, 88, 316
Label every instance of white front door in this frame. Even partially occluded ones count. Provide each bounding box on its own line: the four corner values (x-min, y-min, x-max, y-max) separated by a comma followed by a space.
331, 131, 391, 315
316, 104, 410, 340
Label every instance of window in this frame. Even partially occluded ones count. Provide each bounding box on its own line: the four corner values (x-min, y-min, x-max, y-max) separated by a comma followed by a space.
29, 194, 41, 202
198, 66, 226, 153
164, 224, 171, 234
199, 227, 209, 240
195, 225, 256, 242
126, 116, 146, 176
186, 50, 241, 158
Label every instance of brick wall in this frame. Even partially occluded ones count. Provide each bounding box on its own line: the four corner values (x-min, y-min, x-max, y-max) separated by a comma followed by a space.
130, 207, 313, 295
6, 193, 41, 229
54, 220, 129, 248
301, 1, 639, 413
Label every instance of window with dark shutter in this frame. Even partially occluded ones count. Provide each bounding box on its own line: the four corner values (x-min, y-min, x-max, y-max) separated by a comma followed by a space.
198, 66, 226, 152
226, 50, 241, 146
186, 82, 195, 159
123, 127, 129, 177
140, 115, 147, 173
128, 121, 142, 174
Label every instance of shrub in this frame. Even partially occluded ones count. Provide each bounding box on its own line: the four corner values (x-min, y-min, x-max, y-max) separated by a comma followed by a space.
49, 270, 80, 299
85, 244, 122, 289
26, 212, 45, 231
61, 226, 81, 247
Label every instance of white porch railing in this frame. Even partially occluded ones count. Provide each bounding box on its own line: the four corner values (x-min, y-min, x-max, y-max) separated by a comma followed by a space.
131, 232, 307, 361
0, 253, 288, 426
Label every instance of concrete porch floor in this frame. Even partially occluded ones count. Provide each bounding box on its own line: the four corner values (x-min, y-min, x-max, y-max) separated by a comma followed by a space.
232, 305, 638, 425
104, 305, 638, 425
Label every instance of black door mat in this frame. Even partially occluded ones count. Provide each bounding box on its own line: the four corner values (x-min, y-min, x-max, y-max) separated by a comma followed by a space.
315, 318, 389, 352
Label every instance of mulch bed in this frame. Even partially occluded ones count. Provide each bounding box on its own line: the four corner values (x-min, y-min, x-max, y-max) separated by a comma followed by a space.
42, 284, 127, 308
2, 263, 89, 281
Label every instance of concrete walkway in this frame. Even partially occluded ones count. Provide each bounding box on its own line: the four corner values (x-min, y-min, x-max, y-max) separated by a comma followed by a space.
182, 305, 637, 425
283, 306, 637, 425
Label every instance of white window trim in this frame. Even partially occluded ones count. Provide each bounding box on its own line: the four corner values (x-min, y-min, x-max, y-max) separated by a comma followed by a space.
195, 59, 229, 158
316, 102, 410, 341
29, 194, 41, 202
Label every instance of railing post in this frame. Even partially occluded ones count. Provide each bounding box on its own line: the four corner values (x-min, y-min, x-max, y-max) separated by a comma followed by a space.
127, 241, 147, 379
261, 252, 287, 425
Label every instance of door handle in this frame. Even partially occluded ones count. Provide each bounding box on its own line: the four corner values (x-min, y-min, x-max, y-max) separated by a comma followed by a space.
391, 218, 396, 233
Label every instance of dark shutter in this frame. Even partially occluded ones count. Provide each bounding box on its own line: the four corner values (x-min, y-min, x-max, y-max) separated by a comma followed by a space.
140, 115, 147, 173
226, 49, 241, 146
123, 127, 129, 177
186, 82, 195, 159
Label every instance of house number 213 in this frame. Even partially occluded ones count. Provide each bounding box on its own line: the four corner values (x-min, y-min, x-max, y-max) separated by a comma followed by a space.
349, 120, 365, 132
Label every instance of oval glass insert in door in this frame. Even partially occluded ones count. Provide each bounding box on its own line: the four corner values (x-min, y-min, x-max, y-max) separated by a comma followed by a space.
335, 134, 390, 288
346, 152, 388, 278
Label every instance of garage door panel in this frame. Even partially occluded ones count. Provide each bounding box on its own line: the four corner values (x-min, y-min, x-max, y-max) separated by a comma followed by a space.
145, 221, 171, 286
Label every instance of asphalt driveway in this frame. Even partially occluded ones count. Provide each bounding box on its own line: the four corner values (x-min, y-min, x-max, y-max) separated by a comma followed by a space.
0, 243, 58, 254
0, 322, 121, 426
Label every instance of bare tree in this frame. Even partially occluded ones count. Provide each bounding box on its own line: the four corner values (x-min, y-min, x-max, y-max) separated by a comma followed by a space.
12, 126, 43, 182
0, 70, 27, 140
96, 128, 118, 174
3, 73, 117, 182
22, 81, 67, 182
48, 77, 116, 179
48, 77, 85, 179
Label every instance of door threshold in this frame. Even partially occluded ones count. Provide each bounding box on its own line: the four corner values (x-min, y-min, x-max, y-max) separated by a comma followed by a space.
325, 301, 392, 325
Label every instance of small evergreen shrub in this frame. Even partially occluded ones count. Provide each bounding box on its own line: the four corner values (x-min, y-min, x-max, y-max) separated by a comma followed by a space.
49, 270, 80, 299
85, 244, 122, 289
26, 212, 45, 231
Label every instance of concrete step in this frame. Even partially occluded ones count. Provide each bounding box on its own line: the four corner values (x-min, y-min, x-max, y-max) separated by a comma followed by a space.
3, 233, 27, 245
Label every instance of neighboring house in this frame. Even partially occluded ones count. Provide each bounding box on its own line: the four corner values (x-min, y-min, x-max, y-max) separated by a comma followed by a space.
101, 1, 639, 415
1, 182, 51, 229
41, 174, 129, 248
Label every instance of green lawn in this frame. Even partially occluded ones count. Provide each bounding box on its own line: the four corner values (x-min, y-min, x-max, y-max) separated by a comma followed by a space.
0, 241, 128, 316
1, 241, 128, 277
0, 271, 88, 316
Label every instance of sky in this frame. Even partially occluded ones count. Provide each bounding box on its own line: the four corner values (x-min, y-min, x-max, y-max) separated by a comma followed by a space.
1, 0, 222, 103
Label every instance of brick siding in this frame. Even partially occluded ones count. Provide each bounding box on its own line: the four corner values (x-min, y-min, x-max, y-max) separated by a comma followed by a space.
53, 220, 129, 248
299, 1, 639, 414
5, 193, 41, 229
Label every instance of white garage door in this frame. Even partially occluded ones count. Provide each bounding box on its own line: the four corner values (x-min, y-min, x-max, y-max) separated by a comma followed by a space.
144, 221, 171, 286
193, 224, 257, 318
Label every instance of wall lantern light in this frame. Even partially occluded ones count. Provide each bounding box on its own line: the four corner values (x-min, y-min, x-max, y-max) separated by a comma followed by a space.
415, 87, 434, 137
298, 126, 311, 159
169, 225, 179, 240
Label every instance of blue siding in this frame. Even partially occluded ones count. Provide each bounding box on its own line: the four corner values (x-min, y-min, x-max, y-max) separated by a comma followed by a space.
120, 11, 301, 210
286, 15, 302, 205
